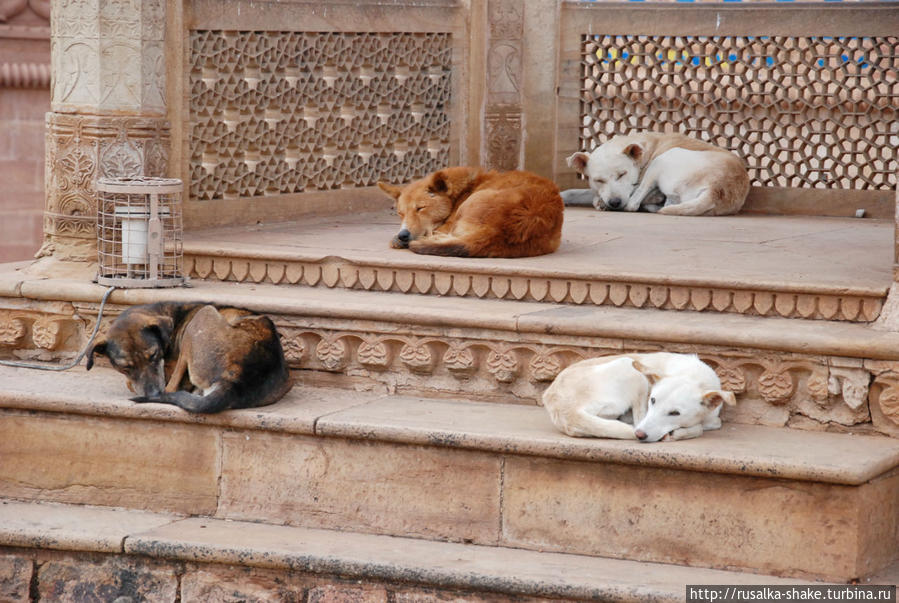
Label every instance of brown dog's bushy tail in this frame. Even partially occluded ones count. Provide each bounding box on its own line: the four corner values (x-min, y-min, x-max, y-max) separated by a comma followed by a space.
408, 237, 471, 257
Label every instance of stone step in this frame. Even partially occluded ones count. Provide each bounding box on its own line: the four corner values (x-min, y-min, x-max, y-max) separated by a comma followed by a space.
4, 269, 899, 434
1, 499, 820, 602
2, 366, 899, 582
181, 208, 892, 323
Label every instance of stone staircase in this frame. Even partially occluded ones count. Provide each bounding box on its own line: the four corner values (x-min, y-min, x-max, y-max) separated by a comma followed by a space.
2, 210, 899, 599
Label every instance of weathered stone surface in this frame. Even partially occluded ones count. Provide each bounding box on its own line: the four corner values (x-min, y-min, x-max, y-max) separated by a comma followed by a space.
0, 411, 218, 514
37, 556, 177, 603
501, 456, 899, 581
181, 567, 303, 603
218, 432, 501, 544
307, 584, 388, 603
0, 500, 177, 553
0, 555, 32, 603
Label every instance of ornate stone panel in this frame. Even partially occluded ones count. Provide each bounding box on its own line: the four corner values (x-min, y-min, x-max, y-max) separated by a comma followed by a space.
188, 31, 452, 201
41, 112, 170, 259
483, 0, 523, 171
579, 34, 899, 191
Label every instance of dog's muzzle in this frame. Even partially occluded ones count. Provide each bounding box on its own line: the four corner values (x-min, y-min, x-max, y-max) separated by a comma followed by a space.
392, 228, 411, 248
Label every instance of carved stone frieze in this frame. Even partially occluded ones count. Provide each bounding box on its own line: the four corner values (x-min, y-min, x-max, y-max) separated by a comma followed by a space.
184, 255, 884, 323
41, 112, 170, 259
9, 301, 898, 437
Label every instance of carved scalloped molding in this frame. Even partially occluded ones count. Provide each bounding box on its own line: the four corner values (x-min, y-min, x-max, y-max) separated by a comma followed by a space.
184, 255, 883, 323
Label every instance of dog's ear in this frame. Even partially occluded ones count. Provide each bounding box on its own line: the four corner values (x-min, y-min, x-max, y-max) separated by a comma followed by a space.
631, 359, 663, 384
143, 316, 175, 349
428, 170, 449, 194
377, 181, 404, 199
566, 152, 590, 174
85, 337, 108, 371
702, 390, 736, 410
623, 143, 643, 162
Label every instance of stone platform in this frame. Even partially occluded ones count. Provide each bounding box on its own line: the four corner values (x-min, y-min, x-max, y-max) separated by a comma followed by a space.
183, 207, 892, 322
2, 365, 899, 583
3, 206, 899, 595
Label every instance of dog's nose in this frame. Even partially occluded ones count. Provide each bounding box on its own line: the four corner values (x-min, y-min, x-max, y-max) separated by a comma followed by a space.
397, 229, 411, 243
607, 198, 623, 210
635, 429, 648, 440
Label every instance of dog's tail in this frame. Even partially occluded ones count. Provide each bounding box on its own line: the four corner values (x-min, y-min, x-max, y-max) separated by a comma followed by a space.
555, 409, 638, 440
408, 236, 471, 257
131, 370, 292, 414
131, 384, 234, 413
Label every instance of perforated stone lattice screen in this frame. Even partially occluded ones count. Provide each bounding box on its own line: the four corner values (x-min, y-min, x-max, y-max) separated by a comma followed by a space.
580, 35, 899, 190
189, 31, 452, 201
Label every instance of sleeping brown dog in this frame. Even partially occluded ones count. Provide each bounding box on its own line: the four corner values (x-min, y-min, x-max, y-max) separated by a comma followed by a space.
86, 302, 292, 413
377, 166, 564, 258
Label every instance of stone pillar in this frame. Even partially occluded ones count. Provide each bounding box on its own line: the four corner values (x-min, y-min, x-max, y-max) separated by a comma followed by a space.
38, 0, 169, 263
483, 0, 524, 172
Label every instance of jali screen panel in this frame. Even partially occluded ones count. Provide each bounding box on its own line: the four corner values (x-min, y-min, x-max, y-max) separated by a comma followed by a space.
580, 35, 899, 190
190, 31, 452, 201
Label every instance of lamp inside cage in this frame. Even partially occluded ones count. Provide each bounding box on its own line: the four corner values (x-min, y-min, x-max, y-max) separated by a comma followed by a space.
96, 177, 184, 288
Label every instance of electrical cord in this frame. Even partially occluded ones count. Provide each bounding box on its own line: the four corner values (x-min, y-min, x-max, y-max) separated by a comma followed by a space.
0, 285, 116, 371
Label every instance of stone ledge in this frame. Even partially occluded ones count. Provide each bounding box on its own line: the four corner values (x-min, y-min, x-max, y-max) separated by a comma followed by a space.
2, 364, 899, 486
0, 500, 179, 554
179, 209, 893, 323
4, 272, 899, 361
0, 498, 812, 602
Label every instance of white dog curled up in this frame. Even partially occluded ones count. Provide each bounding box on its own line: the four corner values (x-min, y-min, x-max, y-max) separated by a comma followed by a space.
542, 352, 736, 442
566, 132, 750, 216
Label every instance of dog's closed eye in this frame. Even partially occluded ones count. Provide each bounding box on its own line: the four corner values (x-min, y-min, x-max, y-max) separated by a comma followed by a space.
616, 171, 626, 180
668, 410, 680, 416
593, 178, 606, 185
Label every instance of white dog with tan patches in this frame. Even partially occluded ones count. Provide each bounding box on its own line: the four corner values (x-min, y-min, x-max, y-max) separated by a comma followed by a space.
543, 352, 736, 442
565, 132, 750, 216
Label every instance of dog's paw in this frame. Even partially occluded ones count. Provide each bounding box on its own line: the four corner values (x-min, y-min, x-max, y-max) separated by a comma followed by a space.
130, 395, 155, 404
669, 427, 702, 441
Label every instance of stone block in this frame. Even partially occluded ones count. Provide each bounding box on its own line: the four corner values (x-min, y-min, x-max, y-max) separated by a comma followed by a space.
37, 556, 177, 603
0, 555, 32, 603
0, 412, 218, 514
501, 456, 899, 581
181, 567, 304, 602
307, 584, 388, 603
218, 432, 501, 544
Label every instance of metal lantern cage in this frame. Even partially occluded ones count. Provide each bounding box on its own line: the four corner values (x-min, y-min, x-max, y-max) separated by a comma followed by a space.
96, 177, 185, 288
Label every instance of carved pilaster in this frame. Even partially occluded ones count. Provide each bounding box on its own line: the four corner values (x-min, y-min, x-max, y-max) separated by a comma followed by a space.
483, 0, 523, 171
41, 0, 169, 262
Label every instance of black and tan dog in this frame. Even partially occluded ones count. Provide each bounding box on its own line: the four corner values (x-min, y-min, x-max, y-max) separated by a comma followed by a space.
86, 302, 292, 413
